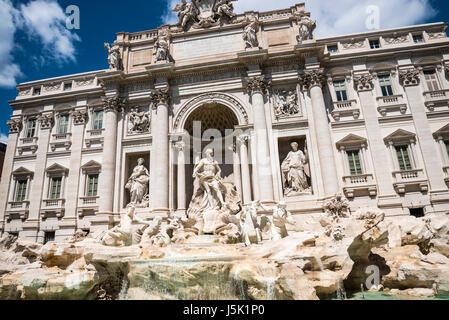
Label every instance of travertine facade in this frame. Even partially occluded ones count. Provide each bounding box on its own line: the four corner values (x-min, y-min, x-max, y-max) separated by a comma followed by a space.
2, 1, 449, 243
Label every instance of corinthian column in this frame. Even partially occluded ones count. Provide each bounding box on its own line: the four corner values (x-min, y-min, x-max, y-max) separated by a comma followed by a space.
175, 141, 186, 213
99, 96, 126, 213
150, 88, 170, 214
237, 134, 252, 204
245, 76, 275, 203
299, 68, 339, 196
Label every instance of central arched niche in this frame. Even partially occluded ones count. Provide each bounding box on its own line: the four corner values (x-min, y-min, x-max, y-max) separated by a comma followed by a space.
182, 103, 239, 209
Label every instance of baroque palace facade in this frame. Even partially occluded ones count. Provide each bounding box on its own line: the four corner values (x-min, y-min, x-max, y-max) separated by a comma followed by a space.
1, 1, 449, 243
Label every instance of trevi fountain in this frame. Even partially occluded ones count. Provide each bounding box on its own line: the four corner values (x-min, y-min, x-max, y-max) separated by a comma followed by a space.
1, 0, 449, 301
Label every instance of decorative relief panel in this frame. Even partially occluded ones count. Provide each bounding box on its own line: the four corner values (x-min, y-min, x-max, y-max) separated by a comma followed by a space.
384, 34, 409, 44
128, 106, 151, 135
272, 88, 301, 119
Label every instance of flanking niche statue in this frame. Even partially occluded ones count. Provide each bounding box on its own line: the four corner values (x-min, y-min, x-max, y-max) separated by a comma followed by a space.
187, 149, 242, 235
281, 142, 311, 196
125, 158, 150, 208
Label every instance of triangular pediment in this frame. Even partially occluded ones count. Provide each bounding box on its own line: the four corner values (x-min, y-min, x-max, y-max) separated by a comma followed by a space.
81, 160, 102, 173
46, 163, 69, 174
81, 160, 101, 169
12, 167, 34, 177
384, 129, 416, 143
336, 134, 367, 150
433, 124, 449, 139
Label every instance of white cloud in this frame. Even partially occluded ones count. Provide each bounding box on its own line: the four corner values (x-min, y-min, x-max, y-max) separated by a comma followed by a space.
0, 132, 8, 144
20, 0, 80, 62
0, 0, 22, 87
0, 0, 80, 88
164, 0, 437, 37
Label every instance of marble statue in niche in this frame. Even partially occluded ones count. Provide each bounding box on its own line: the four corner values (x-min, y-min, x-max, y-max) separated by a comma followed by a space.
125, 158, 150, 207
243, 17, 260, 49
128, 107, 150, 134
281, 142, 311, 196
191, 149, 228, 211
104, 42, 122, 71
187, 148, 242, 235
273, 89, 301, 118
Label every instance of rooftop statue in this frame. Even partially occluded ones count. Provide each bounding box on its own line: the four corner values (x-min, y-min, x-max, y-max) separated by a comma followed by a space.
104, 42, 122, 71
173, 0, 237, 30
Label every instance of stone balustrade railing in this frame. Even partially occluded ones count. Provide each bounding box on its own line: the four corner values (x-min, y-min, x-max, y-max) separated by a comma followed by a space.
343, 173, 375, 186
43, 199, 66, 208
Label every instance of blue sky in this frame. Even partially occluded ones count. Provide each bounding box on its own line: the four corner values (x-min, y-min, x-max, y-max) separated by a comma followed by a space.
0, 0, 448, 143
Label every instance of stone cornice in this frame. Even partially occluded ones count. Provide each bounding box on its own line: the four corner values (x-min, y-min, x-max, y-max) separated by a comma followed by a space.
245, 76, 271, 96
298, 68, 325, 90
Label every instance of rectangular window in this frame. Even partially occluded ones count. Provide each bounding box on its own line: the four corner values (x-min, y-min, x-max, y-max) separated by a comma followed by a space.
58, 114, 70, 134
87, 174, 99, 197
15, 180, 28, 202
50, 177, 63, 199
33, 88, 41, 96
93, 111, 104, 130
378, 75, 394, 96
369, 40, 380, 49
333, 80, 348, 101
64, 83, 72, 91
424, 70, 440, 91
396, 145, 413, 171
413, 35, 424, 43
44, 232, 55, 244
26, 119, 36, 138
347, 150, 363, 175
328, 45, 338, 53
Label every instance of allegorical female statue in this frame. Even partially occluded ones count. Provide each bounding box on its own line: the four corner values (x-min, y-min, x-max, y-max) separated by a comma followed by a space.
125, 158, 150, 206
281, 142, 310, 195
243, 18, 260, 49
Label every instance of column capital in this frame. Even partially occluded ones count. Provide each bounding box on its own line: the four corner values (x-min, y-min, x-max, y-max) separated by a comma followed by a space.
353, 72, 375, 91
38, 113, 54, 130
298, 68, 325, 90
71, 109, 88, 126
174, 141, 186, 152
237, 134, 250, 145
7, 117, 22, 134
399, 67, 421, 87
103, 96, 128, 113
150, 88, 170, 107
245, 76, 271, 96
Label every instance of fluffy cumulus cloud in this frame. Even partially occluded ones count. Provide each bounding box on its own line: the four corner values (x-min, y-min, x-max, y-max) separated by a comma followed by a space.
164, 0, 437, 37
0, 0, 22, 87
0, 0, 80, 88
20, 0, 80, 61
